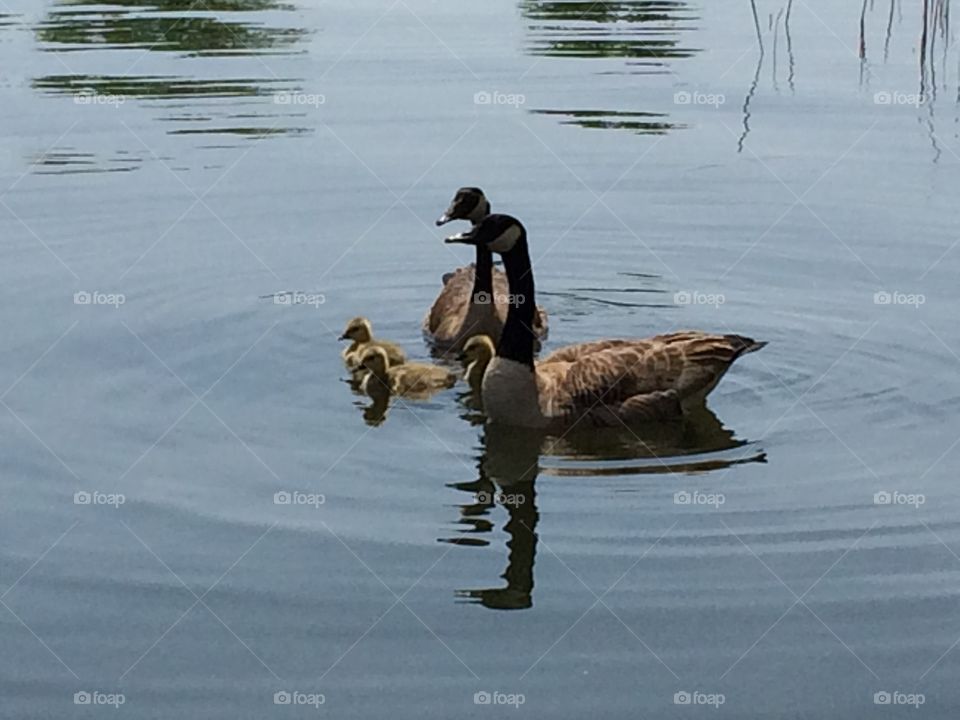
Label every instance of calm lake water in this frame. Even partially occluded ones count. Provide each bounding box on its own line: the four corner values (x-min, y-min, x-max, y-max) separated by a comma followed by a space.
3, 0, 960, 717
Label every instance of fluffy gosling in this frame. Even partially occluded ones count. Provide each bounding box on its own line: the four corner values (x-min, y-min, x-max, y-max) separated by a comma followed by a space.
358, 347, 456, 399
339, 316, 406, 370
460, 334, 495, 393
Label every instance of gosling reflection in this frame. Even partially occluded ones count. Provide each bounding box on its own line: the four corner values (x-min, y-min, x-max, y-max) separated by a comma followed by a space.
445, 415, 764, 611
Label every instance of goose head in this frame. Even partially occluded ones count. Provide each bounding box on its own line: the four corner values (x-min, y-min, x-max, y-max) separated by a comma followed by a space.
435, 187, 490, 226
444, 213, 525, 255
339, 316, 373, 343
357, 346, 390, 377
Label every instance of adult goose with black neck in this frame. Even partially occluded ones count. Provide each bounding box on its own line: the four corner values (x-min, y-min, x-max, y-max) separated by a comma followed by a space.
444, 214, 767, 429
425, 187, 547, 352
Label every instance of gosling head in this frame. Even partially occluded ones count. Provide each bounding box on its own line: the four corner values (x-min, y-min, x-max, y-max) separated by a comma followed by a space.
444, 213, 524, 255
339, 316, 373, 343
436, 187, 490, 226
358, 346, 390, 376
460, 334, 495, 367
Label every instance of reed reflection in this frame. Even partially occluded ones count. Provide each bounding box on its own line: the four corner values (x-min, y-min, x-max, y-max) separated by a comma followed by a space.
35, 0, 306, 56
32, 0, 311, 152
443, 413, 764, 611
522, 0, 699, 137
522, 0, 699, 63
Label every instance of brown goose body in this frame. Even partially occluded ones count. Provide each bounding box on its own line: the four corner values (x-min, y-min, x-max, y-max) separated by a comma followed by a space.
529, 332, 763, 425
445, 215, 766, 430
423, 263, 548, 351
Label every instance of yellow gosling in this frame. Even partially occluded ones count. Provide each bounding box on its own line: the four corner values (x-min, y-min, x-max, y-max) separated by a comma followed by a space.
339, 316, 406, 369
460, 334, 495, 393
358, 347, 456, 399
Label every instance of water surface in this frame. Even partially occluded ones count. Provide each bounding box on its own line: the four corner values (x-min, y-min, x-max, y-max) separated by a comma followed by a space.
3, 0, 960, 717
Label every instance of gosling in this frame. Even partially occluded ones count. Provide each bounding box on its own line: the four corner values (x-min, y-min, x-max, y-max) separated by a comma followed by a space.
460, 334, 495, 393
339, 317, 406, 370
358, 347, 456, 399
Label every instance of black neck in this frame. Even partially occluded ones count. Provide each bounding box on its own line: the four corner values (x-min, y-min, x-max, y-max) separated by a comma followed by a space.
496, 236, 536, 368
471, 245, 494, 299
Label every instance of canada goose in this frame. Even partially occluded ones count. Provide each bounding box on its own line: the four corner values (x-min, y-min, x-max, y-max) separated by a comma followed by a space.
427, 188, 548, 352
460, 334, 495, 393
358, 347, 457, 398
444, 215, 766, 429
339, 317, 406, 370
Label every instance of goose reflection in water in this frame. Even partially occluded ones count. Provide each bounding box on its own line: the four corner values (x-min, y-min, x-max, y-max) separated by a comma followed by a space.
442, 414, 765, 611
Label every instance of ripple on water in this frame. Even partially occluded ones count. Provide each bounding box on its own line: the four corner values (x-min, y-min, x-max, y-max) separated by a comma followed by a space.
30, 147, 143, 175
529, 108, 684, 135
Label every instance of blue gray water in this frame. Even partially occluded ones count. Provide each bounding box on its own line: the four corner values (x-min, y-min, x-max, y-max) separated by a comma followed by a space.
3, 0, 960, 717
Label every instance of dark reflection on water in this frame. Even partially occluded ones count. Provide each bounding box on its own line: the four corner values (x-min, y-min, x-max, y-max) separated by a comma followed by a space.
443, 414, 763, 611
522, 0, 699, 62
32, 147, 143, 175
530, 108, 682, 136
30, 0, 312, 156
33, 74, 293, 99
35, 0, 306, 56
523, 0, 699, 137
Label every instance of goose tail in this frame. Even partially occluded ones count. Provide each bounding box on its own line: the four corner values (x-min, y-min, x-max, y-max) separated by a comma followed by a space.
725, 335, 768, 359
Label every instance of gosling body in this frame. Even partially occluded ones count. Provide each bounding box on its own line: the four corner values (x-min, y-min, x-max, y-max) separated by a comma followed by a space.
359, 347, 456, 399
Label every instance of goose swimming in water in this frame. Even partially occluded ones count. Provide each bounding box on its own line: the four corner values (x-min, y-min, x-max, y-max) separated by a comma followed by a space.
444, 214, 766, 429
426, 187, 547, 352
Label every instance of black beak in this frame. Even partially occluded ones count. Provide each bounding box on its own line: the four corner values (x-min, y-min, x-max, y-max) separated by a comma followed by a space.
435, 213, 453, 226
338, 333, 349, 341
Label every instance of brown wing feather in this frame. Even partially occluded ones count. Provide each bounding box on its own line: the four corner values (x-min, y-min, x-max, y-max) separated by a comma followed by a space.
541, 338, 635, 364
424, 265, 475, 335
536, 332, 764, 419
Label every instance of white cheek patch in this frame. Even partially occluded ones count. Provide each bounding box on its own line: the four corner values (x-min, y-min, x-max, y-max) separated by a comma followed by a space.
488, 224, 520, 253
